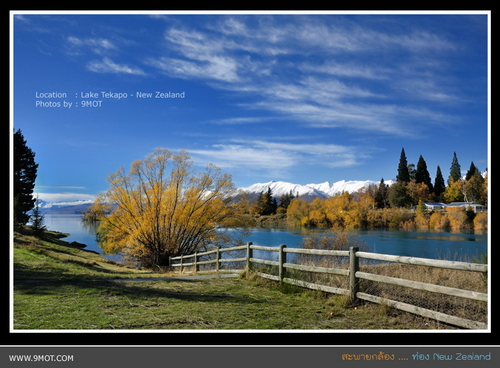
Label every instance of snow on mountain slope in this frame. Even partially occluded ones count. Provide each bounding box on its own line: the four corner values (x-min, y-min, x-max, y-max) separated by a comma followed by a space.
240, 179, 394, 200
240, 181, 327, 201
307, 180, 395, 197
37, 199, 94, 209
36, 199, 94, 214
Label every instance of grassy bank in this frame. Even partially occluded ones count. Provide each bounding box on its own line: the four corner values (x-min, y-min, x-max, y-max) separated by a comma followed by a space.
13, 230, 457, 330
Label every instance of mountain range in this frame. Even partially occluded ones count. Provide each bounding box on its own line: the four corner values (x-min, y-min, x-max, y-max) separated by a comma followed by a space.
36, 199, 95, 214
37, 179, 393, 212
239, 180, 394, 201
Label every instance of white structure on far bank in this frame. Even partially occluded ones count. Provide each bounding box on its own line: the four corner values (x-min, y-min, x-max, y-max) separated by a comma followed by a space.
424, 202, 487, 213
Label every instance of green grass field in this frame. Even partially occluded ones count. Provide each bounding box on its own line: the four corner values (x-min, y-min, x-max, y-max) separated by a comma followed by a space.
13, 230, 451, 330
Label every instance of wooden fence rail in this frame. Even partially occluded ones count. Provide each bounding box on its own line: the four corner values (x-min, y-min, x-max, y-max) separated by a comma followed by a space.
170, 242, 488, 330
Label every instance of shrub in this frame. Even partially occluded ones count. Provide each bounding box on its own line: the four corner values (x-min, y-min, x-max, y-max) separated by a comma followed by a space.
429, 212, 450, 230
445, 207, 472, 230
473, 212, 488, 231
388, 209, 413, 228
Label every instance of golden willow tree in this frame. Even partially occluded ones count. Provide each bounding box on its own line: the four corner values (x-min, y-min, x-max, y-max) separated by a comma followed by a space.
94, 148, 247, 269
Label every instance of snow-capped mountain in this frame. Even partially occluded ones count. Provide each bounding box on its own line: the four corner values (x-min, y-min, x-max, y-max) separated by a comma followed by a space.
307, 180, 395, 197
240, 179, 394, 201
35, 199, 94, 214
240, 181, 327, 201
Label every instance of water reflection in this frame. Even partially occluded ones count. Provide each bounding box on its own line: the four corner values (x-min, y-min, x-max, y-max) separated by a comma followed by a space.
80, 219, 100, 239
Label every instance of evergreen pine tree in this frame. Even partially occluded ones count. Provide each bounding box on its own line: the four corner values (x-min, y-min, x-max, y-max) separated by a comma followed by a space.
465, 162, 484, 204
14, 129, 39, 227
388, 182, 412, 208
433, 166, 445, 201
263, 187, 277, 215
465, 161, 479, 182
415, 155, 433, 193
253, 188, 278, 215
448, 152, 461, 185
271, 197, 278, 215
407, 163, 416, 181
396, 148, 410, 183
30, 197, 47, 238
278, 190, 295, 212
254, 191, 265, 215
375, 178, 388, 208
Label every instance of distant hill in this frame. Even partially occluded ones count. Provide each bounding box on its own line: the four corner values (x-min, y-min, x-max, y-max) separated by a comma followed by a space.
36, 199, 94, 214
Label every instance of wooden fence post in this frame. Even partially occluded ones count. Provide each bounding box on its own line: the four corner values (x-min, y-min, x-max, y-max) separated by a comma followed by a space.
279, 244, 287, 284
246, 242, 253, 272
194, 252, 198, 273
216, 247, 221, 272
180, 254, 184, 273
349, 246, 360, 305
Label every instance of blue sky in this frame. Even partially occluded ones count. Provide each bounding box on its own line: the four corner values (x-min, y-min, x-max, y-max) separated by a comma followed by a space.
11, 11, 490, 203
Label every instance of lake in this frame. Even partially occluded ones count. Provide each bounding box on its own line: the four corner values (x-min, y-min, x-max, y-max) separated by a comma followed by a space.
42, 214, 488, 263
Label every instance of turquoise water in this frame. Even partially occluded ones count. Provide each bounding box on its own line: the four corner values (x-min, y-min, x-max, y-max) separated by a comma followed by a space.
43, 214, 488, 263
242, 227, 487, 262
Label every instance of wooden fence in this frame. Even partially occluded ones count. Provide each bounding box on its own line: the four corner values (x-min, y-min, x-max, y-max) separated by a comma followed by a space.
170, 242, 488, 330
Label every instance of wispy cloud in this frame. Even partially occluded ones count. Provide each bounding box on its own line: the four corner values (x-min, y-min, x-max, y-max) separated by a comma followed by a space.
34, 192, 96, 203
188, 138, 369, 179
394, 77, 459, 102
207, 116, 275, 125
300, 61, 391, 80
191, 144, 295, 171
87, 57, 147, 75
145, 16, 459, 136
146, 55, 237, 82
54, 16, 461, 132
64, 34, 147, 76
35, 14, 466, 139
66, 36, 117, 55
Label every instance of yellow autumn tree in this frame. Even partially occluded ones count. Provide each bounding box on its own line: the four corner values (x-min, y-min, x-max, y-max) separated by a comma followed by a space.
286, 197, 311, 227
83, 193, 112, 221
309, 197, 329, 227
324, 192, 352, 228
444, 179, 465, 203
97, 148, 245, 269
